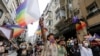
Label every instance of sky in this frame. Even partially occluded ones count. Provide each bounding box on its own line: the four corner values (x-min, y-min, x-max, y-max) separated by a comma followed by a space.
38, 0, 50, 15
27, 0, 50, 37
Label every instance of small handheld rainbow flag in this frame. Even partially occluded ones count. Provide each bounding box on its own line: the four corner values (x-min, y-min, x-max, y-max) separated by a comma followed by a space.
35, 26, 47, 35
5, 25, 25, 38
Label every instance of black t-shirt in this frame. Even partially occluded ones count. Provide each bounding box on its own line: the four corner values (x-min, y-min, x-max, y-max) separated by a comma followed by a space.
70, 47, 81, 56
17, 49, 28, 56
92, 46, 100, 56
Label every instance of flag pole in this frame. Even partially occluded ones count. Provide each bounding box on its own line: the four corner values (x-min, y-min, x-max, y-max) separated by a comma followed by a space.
39, 17, 46, 43
39, 17, 47, 56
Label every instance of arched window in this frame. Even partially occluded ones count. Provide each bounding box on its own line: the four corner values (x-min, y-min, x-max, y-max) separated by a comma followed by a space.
0, 9, 3, 18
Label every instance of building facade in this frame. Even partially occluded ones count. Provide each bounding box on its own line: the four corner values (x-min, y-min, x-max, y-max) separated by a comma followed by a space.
79, 0, 100, 35
43, 0, 100, 40
0, 0, 20, 25
42, 0, 73, 38
43, 0, 56, 34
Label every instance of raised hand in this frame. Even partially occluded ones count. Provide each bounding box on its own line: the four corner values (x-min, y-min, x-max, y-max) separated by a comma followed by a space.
39, 17, 44, 28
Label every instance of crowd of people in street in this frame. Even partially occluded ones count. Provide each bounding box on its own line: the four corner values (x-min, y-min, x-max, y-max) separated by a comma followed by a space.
34, 33, 100, 56
0, 33, 100, 56
0, 39, 34, 56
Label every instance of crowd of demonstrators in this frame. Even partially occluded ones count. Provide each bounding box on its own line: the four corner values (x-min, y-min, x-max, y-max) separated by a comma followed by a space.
34, 41, 44, 56
66, 38, 78, 56
66, 34, 100, 56
0, 37, 36, 56
16, 42, 34, 56
0, 33, 100, 56
91, 43, 100, 56
0, 40, 11, 56
34, 33, 67, 56
58, 39, 67, 56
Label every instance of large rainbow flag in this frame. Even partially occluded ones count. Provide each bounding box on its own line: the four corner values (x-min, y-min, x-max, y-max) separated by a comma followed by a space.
5, 25, 25, 38
16, 0, 40, 27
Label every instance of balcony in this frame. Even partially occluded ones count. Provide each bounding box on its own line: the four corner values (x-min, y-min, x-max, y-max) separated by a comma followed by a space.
55, 9, 66, 28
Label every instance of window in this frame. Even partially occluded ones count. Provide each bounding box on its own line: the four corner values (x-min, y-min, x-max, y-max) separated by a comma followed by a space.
60, 9, 65, 17
0, 9, 3, 18
87, 2, 100, 19
56, 8, 60, 20
68, 0, 73, 4
56, 13, 60, 20
87, 2, 98, 14
55, 0, 57, 3
74, 9, 80, 15
49, 20, 52, 26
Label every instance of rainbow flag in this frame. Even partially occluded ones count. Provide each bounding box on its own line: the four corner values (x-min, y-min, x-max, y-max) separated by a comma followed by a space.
35, 26, 47, 35
16, 0, 40, 27
35, 29, 41, 35
13, 28, 24, 38
16, 0, 27, 27
5, 25, 25, 38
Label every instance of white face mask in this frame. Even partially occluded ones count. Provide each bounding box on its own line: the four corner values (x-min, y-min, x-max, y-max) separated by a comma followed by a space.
21, 46, 26, 49
84, 43, 89, 47
40, 46, 44, 49
0, 42, 3, 46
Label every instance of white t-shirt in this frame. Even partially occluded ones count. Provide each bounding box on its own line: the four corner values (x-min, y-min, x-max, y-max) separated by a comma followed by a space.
49, 43, 58, 56
41, 41, 58, 56
79, 44, 93, 56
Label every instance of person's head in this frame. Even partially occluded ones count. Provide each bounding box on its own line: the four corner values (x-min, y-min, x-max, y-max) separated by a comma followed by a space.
29, 43, 32, 46
59, 39, 65, 46
20, 42, 27, 49
68, 38, 71, 41
55, 37, 60, 43
71, 37, 73, 40
74, 40, 78, 45
0, 41, 3, 46
47, 33, 55, 40
82, 40, 89, 48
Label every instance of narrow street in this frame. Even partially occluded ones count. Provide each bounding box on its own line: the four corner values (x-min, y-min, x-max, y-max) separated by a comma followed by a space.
0, 0, 100, 56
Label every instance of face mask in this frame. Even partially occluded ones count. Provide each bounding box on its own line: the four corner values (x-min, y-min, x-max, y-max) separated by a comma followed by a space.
40, 46, 44, 49
21, 46, 26, 49
6, 47, 9, 50
84, 43, 89, 47
0, 42, 3, 46
50, 39, 55, 43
